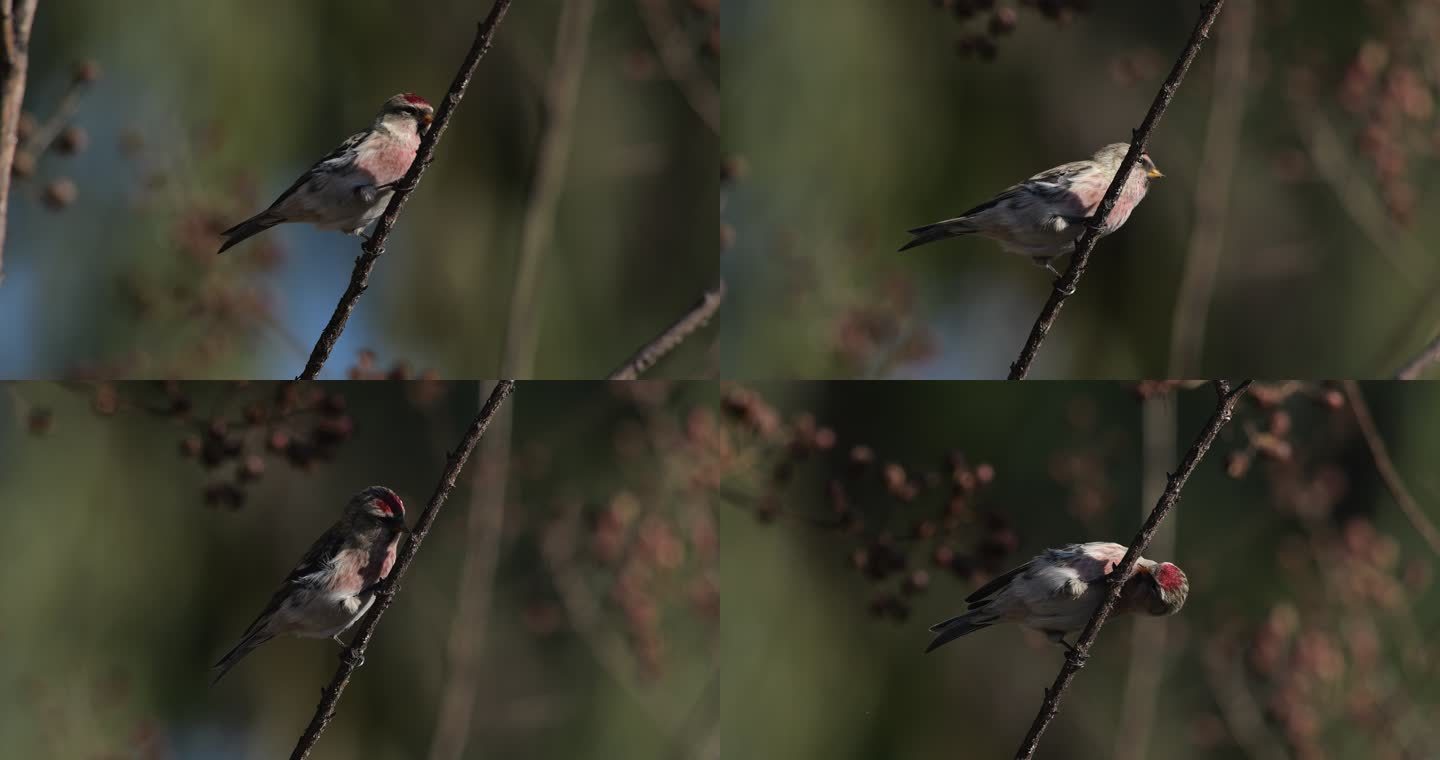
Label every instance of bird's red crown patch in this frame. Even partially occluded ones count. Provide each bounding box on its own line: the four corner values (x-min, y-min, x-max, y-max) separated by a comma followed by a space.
1155, 562, 1184, 591
374, 490, 404, 517
401, 93, 430, 108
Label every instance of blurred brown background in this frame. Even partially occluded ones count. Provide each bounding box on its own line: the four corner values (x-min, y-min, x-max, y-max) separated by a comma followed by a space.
0, 0, 718, 379
721, 0, 1440, 378
719, 381, 1440, 760
0, 381, 717, 759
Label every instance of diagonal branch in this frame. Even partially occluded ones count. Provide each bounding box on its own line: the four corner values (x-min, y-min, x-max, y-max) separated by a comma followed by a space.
608, 281, 725, 379
0, 0, 38, 288
1201, 632, 1289, 760
1340, 380, 1440, 556
1007, 0, 1227, 380
1394, 334, 1440, 380
288, 380, 516, 760
297, 0, 514, 379
1012, 379, 1251, 760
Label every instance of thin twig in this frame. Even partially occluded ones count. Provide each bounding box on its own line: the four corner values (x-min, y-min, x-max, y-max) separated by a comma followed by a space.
1012, 379, 1251, 760
1340, 380, 1440, 556
608, 281, 725, 379
1007, 0, 1227, 380
1167, 2, 1253, 376
541, 501, 711, 743
20, 75, 89, 157
1394, 334, 1440, 380
288, 380, 516, 760
544, 503, 668, 717
0, 0, 38, 288
297, 0, 513, 379
634, 0, 719, 133
1201, 632, 1289, 760
1, 3, 15, 63
1111, 393, 1177, 760
425, 386, 513, 760
500, 0, 596, 378
1288, 103, 1429, 286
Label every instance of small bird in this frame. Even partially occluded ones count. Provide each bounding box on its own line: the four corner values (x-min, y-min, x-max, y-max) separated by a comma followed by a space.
898, 143, 1163, 276
925, 541, 1188, 654
211, 486, 408, 684
217, 93, 435, 254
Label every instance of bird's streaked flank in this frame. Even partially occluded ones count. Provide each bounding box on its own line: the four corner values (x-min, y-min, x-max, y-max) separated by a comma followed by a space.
899, 143, 1163, 276
218, 94, 435, 254
926, 541, 1188, 654
212, 486, 408, 684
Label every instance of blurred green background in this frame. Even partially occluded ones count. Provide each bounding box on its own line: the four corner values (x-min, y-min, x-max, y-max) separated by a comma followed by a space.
0, 381, 717, 759
721, 0, 1440, 378
0, 0, 717, 379
719, 381, 1440, 759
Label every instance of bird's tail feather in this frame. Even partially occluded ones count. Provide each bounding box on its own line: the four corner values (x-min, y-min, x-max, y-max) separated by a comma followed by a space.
217, 213, 282, 254
211, 632, 272, 685
924, 612, 990, 653
897, 219, 975, 252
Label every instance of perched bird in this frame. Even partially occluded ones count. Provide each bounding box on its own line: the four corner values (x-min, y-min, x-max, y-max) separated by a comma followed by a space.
211, 486, 408, 684
925, 541, 1188, 654
898, 143, 1163, 276
216, 93, 435, 254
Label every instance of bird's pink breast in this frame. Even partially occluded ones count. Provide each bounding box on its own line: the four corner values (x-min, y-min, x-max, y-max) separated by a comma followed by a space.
325, 534, 400, 595
358, 135, 420, 186
379, 540, 397, 580
1074, 168, 1148, 230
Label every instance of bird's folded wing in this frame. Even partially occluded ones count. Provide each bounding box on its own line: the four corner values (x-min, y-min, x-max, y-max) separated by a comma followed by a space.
263, 131, 366, 211
964, 560, 1033, 603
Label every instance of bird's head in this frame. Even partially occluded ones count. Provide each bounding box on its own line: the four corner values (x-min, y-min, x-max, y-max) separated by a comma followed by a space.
1139, 152, 1164, 179
1095, 142, 1164, 180
376, 93, 435, 135
347, 485, 408, 531
1137, 560, 1189, 615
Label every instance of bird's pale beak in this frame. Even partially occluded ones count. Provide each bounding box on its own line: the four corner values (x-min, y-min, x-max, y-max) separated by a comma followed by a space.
421, 112, 434, 126
1146, 166, 1165, 179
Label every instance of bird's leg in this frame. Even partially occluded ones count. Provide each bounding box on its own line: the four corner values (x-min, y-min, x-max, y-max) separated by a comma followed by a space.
333, 635, 366, 668
1033, 257, 1077, 294
1046, 629, 1077, 652
1035, 257, 1077, 295
1052, 633, 1090, 667
340, 648, 366, 669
